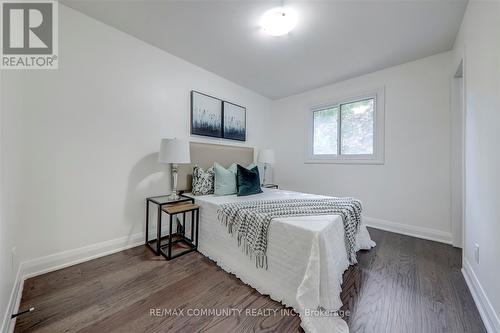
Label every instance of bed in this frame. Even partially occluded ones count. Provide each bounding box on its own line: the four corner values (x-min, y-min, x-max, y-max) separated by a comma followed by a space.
178, 142, 376, 333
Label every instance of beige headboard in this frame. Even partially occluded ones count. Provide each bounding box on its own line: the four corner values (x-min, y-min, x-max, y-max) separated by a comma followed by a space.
178, 142, 255, 191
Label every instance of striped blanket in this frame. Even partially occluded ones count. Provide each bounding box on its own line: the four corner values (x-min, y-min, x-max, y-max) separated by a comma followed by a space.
217, 198, 363, 269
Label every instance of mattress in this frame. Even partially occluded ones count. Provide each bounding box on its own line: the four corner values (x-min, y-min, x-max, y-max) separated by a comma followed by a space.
186, 188, 375, 333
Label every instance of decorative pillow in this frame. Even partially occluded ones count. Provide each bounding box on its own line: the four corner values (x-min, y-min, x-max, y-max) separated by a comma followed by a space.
214, 162, 259, 196
214, 162, 238, 196
246, 163, 257, 170
192, 166, 214, 196
236, 164, 263, 196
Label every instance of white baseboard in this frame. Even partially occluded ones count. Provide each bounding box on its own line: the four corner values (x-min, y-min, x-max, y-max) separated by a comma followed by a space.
364, 216, 453, 244
21, 232, 144, 279
462, 258, 500, 333
1, 265, 23, 333
1, 232, 144, 333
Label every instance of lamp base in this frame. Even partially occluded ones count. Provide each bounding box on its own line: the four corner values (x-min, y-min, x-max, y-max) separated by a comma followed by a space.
261, 163, 268, 186
170, 163, 180, 200
168, 192, 180, 200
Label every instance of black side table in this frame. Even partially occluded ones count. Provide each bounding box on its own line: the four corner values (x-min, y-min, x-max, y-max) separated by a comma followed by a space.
160, 202, 200, 260
145, 194, 193, 256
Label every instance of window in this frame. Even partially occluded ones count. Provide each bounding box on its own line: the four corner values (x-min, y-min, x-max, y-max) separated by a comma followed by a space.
307, 88, 384, 164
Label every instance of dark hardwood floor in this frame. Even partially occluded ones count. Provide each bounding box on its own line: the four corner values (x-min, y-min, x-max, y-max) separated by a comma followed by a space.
348, 228, 485, 333
15, 228, 486, 333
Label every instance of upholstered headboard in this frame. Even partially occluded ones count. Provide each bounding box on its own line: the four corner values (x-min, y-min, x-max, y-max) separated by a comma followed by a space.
178, 142, 255, 191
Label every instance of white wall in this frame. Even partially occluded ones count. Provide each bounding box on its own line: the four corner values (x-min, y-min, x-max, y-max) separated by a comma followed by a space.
0, 2, 272, 308
0, 70, 21, 332
453, 1, 500, 331
271, 52, 453, 242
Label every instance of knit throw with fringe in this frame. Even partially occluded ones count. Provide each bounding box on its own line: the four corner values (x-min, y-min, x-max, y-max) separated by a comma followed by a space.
217, 198, 362, 269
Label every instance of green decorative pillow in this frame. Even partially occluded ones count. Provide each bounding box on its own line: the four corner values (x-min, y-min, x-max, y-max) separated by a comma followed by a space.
214, 162, 238, 195
214, 162, 259, 196
236, 164, 263, 196
247, 163, 257, 170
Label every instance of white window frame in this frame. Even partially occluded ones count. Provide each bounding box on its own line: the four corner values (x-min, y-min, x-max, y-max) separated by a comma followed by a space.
305, 87, 385, 164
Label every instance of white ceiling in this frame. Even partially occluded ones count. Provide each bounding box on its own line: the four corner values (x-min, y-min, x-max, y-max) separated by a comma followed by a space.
62, 0, 467, 99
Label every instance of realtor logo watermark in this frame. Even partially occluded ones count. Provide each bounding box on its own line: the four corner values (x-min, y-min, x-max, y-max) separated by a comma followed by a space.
1, 0, 58, 69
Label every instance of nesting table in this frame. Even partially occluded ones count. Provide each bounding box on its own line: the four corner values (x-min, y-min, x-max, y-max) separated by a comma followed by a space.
145, 194, 199, 260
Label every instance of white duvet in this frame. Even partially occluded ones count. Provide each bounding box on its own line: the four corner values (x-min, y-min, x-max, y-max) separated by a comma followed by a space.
187, 188, 375, 333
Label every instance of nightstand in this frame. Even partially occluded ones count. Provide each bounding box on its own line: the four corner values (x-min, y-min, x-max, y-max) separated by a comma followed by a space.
146, 194, 199, 259
263, 184, 278, 189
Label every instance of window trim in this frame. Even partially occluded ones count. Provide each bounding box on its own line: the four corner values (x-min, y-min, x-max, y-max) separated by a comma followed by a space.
305, 87, 385, 164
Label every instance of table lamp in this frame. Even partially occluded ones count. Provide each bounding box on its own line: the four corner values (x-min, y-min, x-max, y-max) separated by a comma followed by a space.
258, 149, 275, 186
159, 138, 191, 199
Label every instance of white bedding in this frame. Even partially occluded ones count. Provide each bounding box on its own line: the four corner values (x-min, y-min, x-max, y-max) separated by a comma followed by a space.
187, 188, 375, 333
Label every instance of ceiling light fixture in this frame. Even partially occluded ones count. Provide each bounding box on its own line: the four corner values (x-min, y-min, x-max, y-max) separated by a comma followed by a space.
260, 7, 297, 36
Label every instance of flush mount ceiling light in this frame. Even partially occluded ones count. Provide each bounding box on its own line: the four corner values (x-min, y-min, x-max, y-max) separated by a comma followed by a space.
260, 7, 297, 36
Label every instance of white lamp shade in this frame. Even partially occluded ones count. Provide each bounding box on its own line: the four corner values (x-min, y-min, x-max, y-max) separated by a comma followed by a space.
258, 149, 275, 164
159, 138, 191, 164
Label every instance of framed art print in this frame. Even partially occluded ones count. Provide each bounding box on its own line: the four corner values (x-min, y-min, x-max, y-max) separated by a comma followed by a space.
223, 101, 246, 141
191, 91, 223, 138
